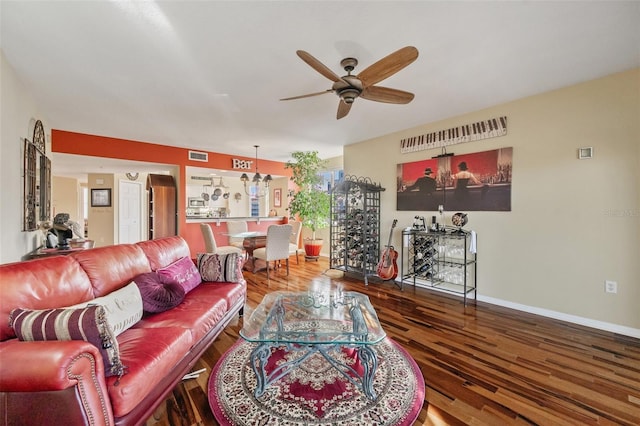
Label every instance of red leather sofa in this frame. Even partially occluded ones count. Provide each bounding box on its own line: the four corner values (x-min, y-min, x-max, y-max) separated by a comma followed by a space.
0, 236, 246, 426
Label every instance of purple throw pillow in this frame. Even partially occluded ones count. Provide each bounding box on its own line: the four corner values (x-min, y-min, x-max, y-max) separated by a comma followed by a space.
134, 272, 186, 313
156, 256, 202, 294
9, 305, 125, 378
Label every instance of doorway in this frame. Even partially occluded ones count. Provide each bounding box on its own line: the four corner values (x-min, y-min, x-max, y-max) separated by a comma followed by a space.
118, 180, 143, 244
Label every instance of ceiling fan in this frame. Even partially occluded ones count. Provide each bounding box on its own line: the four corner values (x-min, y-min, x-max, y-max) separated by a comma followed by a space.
281, 46, 419, 119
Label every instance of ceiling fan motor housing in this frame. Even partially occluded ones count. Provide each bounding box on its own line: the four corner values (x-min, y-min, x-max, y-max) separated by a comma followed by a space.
333, 75, 363, 103
339, 88, 360, 103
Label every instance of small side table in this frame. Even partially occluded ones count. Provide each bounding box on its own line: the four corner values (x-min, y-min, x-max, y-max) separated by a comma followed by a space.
24, 240, 95, 260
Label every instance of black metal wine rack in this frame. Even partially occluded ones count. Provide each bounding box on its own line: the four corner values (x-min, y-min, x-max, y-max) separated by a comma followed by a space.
329, 176, 385, 278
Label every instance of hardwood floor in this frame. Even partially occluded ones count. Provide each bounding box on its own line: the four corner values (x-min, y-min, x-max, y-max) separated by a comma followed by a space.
146, 257, 640, 426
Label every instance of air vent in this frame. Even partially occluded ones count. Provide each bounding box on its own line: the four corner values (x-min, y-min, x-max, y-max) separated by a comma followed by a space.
188, 150, 208, 162
188, 175, 211, 185
188, 175, 213, 185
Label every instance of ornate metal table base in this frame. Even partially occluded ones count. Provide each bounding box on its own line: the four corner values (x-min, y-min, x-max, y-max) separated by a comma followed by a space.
249, 342, 379, 400
241, 291, 386, 402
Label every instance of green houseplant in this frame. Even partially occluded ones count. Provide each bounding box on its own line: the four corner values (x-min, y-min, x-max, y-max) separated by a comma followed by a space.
285, 151, 330, 259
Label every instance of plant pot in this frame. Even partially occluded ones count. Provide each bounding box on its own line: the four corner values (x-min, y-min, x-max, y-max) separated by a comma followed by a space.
303, 238, 322, 261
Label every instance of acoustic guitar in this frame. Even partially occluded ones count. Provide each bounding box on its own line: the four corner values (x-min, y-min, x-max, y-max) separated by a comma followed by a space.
377, 219, 398, 281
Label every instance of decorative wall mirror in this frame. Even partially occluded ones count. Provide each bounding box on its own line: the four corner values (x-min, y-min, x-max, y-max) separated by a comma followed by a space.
23, 120, 51, 231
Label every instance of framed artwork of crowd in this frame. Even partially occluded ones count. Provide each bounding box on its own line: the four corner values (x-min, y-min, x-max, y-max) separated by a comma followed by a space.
396, 147, 513, 211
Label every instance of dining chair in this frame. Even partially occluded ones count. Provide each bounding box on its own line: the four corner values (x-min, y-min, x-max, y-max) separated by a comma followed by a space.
288, 220, 303, 264
226, 221, 248, 249
200, 223, 242, 255
252, 224, 292, 279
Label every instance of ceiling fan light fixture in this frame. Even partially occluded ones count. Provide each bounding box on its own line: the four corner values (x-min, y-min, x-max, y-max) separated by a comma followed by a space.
339, 88, 360, 104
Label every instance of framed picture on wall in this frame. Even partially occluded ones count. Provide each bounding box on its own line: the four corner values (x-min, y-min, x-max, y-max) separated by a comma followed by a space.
91, 188, 112, 207
273, 188, 282, 207
396, 147, 513, 212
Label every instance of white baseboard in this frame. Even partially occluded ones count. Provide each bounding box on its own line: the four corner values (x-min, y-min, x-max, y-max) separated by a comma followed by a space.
407, 278, 639, 338
478, 295, 640, 339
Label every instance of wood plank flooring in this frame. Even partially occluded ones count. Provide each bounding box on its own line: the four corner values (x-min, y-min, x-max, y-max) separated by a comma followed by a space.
146, 257, 640, 426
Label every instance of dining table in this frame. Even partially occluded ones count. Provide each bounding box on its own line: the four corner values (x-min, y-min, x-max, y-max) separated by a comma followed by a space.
226, 231, 267, 272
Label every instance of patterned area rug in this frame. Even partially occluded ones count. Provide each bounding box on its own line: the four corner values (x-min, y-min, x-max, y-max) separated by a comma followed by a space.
208, 338, 424, 425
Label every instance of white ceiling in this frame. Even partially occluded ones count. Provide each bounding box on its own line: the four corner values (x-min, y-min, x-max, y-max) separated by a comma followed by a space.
2, 1, 639, 176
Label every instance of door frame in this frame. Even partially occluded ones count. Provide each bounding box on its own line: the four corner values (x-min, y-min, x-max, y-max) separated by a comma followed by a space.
118, 179, 144, 244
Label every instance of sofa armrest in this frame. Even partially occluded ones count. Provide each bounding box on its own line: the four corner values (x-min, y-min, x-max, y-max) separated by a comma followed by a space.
0, 339, 114, 426
0, 339, 106, 390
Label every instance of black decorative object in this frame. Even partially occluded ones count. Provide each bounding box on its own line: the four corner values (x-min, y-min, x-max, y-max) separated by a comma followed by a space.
23, 120, 50, 231
452, 212, 468, 229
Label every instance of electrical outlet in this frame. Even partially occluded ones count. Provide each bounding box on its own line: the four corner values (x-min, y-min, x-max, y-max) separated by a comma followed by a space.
605, 280, 617, 294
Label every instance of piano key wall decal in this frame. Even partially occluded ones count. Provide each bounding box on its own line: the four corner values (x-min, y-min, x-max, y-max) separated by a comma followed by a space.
400, 116, 508, 154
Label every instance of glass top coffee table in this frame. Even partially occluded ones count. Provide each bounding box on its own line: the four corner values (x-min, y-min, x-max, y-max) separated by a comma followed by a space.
240, 290, 386, 399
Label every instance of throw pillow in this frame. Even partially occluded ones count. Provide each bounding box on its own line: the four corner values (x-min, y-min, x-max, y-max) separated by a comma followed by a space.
133, 271, 185, 313
156, 256, 202, 294
196, 252, 243, 283
67, 282, 143, 337
9, 305, 125, 378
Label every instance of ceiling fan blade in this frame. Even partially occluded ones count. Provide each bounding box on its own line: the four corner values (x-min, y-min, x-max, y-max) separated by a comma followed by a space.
361, 86, 415, 104
336, 100, 352, 120
357, 46, 419, 88
280, 89, 333, 101
296, 50, 342, 82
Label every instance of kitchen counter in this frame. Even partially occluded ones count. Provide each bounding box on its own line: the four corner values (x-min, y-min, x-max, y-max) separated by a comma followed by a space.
186, 216, 284, 223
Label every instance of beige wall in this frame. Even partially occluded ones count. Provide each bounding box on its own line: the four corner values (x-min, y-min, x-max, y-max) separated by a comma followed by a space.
1, 51, 51, 262
87, 173, 115, 247
52, 172, 154, 247
268, 176, 289, 218
52, 176, 81, 221
345, 68, 640, 334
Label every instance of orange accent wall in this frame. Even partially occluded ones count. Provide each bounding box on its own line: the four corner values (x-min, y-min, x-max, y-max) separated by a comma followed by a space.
51, 130, 288, 175
51, 129, 291, 251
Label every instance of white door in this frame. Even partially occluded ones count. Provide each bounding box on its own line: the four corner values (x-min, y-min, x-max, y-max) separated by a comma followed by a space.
119, 180, 142, 244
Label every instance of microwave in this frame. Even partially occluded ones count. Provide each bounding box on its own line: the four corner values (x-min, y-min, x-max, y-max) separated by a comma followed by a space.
188, 197, 207, 207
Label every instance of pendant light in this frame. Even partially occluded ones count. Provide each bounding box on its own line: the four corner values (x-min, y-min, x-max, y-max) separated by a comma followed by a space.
240, 145, 272, 196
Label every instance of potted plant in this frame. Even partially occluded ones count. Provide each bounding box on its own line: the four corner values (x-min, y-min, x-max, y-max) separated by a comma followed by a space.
285, 151, 330, 259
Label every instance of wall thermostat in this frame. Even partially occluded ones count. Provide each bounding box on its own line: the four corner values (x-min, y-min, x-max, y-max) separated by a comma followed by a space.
578, 147, 593, 159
